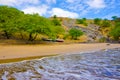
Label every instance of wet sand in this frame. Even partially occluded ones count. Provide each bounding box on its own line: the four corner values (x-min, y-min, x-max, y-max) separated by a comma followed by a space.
0, 43, 120, 60
0, 48, 120, 79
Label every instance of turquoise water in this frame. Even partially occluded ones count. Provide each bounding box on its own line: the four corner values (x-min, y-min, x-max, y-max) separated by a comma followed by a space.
0, 48, 120, 80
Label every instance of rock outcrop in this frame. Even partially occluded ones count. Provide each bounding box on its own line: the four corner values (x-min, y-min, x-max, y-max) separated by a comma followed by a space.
75, 25, 103, 42
62, 18, 104, 42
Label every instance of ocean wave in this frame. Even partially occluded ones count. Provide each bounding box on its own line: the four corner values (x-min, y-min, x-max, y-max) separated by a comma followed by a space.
0, 48, 120, 80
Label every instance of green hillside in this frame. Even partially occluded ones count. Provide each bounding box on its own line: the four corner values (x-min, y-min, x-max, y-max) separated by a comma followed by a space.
0, 6, 120, 44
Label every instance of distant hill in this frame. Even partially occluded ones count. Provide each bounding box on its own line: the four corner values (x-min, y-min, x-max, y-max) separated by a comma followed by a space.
50, 17, 108, 42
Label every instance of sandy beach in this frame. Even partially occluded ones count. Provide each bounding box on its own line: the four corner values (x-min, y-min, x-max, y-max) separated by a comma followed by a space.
0, 43, 120, 79
0, 43, 120, 60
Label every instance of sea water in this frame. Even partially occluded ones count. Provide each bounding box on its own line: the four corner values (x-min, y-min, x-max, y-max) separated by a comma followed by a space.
0, 48, 120, 80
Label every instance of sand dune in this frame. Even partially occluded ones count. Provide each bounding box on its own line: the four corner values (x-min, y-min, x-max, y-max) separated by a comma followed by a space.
0, 43, 120, 60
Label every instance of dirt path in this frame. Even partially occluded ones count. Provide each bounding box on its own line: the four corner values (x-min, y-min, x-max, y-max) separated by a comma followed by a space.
0, 43, 120, 59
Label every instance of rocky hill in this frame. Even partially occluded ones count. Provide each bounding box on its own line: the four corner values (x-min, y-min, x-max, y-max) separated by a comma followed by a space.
60, 18, 104, 42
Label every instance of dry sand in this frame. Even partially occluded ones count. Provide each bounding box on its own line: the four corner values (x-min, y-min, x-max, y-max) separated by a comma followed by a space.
0, 43, 120, 60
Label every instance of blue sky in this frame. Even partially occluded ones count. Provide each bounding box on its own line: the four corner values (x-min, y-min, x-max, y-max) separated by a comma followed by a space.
0, 0, 120, 19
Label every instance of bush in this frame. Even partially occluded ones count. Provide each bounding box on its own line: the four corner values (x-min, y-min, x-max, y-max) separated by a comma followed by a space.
109, 22, 120, 40
94, 18, 101, 25
69, 28, 84, 40
76, 18, 87, 26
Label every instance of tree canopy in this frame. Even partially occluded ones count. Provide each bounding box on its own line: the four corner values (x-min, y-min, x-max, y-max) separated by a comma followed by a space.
0, 5, 120, 43
76, 18, 87, 26
0, 6, 65, 41
101, 19, 111, 28
110, 22, 120, 40
94, 18, 102, 25
69, 28, 84, 40
0, 6, 24, 39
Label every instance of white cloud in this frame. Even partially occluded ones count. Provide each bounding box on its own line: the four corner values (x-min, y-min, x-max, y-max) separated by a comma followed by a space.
23, 0, 39, 4
66, 0, 74, 3
66, 0, 83, 3
86, 0, 106, 8
50, 8, 79, 18
0, 0, 17, 6
22, 5, 49, 16
67, 4, 85, 12
0, 0, 39, 6
46, 0, 56, 4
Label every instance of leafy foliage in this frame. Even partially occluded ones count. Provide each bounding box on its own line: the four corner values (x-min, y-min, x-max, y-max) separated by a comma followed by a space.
110, 22, 120, 40
0, 6, 65, 41
48, 26, 65, 39
94, 18, 101, 25
0, 5, 120, 43
112, 16, 118, 21
52, 15, 61, 26
0, 6, 23, 39
69, 28, 83, 40
76, 18, 88, 26
101, 19, 111, 28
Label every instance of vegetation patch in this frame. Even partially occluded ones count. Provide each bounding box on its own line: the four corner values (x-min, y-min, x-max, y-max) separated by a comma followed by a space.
0, 6, 120, 43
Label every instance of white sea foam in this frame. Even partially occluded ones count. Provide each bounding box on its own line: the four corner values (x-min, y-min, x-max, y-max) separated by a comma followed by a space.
0, 48, 120, 80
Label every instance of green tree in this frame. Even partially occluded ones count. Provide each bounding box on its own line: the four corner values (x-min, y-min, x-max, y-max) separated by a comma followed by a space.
22, 14, 55, 41
76, 18, 86, 24
15, 13, 27, 39
82, 18, 86, 21
16, 13, 64, 41
101, 19, 111, 28
94, 18, 101, 25
77, 19, 84, 24
0, 6, 23, 39
112, 16, 118, 21
49, 26, 65, 39
0, 5, 65, 42
23, 14, 39, 41
69, 28, 83, 40
77, 18, 87, 26
52, 15, 61, 26
53, 15, 57, 18
110, 22, 120, 40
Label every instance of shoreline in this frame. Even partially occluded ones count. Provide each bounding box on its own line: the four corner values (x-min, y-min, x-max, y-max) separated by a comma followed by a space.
0, 54, 57, 64
0, 43, 120, 63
